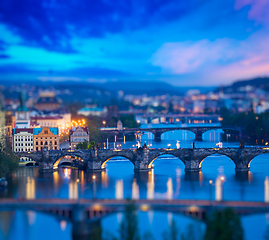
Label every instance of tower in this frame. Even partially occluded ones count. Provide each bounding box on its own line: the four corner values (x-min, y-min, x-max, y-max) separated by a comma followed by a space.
15, 87, 30, 128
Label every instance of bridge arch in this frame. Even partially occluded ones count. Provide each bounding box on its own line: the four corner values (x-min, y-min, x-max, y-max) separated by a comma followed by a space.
246, 153, 269, 169
161, 129, 196, 141
202, 129, 224, 141
100, 155, 135, 169
53, 154, 86, 170
198, 153, 236, 170
148, 152, 186, 169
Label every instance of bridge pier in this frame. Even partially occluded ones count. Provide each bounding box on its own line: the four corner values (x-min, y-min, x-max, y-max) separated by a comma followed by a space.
184, 160, 201, 172
134, 148, 152, 172
38, 161, 54, 172
194, 130, 203, 141
87, 161, 104, 172
153, 132, 162, 142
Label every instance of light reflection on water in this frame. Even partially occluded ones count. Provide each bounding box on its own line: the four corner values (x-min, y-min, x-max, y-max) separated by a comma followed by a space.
1, 127, 269, 240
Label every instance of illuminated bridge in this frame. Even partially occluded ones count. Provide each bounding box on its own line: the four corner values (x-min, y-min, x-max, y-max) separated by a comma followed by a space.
16, 147, 269, 173
99, 125, 242, 141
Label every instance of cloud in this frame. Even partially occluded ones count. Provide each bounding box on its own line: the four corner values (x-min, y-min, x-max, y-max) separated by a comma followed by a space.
150, 32, 269, 85
0, 54, 9, 59
235, 0, 269, 27
0, 0, 205, 53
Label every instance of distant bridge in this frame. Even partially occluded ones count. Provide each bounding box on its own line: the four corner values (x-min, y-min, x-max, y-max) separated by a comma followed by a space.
100, 126, 242, 141
16, 147, 269, 173
0, 198, 268, 238
134, 113, 221, 124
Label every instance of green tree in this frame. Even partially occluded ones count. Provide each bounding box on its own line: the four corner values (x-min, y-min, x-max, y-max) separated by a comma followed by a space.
204, 208, 244, 240
0, 149, 19, 177
76, 139, 89, 149
119, 202, 140, 240
88, 141, 95, 149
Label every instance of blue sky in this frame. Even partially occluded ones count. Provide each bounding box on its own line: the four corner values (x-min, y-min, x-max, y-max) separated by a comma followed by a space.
0, 0, 269, 86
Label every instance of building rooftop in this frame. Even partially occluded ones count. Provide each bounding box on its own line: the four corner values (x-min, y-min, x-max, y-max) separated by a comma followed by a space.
13, 128, 33, 134
33, 127, 59, 135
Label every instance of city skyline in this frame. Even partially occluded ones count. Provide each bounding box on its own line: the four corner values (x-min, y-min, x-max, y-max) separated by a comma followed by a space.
0, 0, 269, 86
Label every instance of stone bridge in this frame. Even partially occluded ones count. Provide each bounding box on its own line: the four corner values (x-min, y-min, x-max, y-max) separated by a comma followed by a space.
100, 126, 242, 141
16, 147, 269, 173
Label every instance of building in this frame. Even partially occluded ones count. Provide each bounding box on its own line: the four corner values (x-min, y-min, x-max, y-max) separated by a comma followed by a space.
15, 88, 30, 128
34, 91, 61, 112
0, 92, 5, 151
69, 126, 89, 150
31, 116, 64, 128
33, 127, 59, 151
5, 111, 16, 149
30, 114, 71, 134
13, 128, 33, 152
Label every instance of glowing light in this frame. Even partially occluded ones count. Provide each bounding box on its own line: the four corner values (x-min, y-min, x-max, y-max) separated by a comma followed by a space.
141, 204, 149, 212
92, 175, 96, 180
209, 180, 213, 184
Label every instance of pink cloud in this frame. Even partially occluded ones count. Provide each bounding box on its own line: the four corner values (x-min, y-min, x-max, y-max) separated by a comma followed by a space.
150, 32, 269, 85
235, 0, 269, 26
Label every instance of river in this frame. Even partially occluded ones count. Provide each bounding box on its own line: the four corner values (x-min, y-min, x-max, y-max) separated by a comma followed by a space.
0, 124, 269, 240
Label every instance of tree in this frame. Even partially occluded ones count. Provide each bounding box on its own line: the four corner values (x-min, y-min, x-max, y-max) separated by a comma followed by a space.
0, 148, 19, 177
204, 208, 244, 240
76, 139, 89, 149
119, 202, 140, 240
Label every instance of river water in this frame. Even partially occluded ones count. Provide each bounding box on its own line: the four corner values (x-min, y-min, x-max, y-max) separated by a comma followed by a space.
1, 124, 269, 240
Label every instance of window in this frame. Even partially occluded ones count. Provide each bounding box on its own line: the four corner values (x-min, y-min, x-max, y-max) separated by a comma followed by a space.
41, 142, 43, 145
55, 141, 57, 145
36, 141, 38, 145
36, 147, 38, 151
45, 141, 48, 145
44, 130, 48, 134
55, 146, 57, 150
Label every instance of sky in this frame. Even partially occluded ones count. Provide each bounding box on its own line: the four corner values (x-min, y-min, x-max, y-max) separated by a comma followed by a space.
0, 0, 269, 86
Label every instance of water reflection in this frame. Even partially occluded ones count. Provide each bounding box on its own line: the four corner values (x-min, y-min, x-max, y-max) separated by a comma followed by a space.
26, 177, 35, 199
147, 171, 154, 200
115, 180, 123, 199
132, 179, 140, 200
215, 176, 225, 201
60, 220, 67, 231
265, 176, 269, 203
26, 210, 36, 225
101, 171, 108, 188
166, 178, 173, 200
69, 181, 78, 199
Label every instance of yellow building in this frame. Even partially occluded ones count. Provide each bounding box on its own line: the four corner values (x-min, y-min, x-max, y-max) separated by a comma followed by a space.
33, 127, 59, 151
